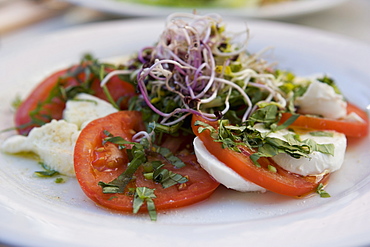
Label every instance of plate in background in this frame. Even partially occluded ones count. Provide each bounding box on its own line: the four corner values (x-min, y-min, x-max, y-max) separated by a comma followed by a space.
62, 0, 350, 19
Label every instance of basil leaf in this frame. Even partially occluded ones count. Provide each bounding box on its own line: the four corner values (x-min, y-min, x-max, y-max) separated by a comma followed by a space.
248, 104, 279, 126
153, 167, 188, 189
34, 162, 60, 177
99, 146, 146, 193
309, 131, 334, 137
316, 183, 331, 198
99, 131, 147, 194
302, 139, 335, 156
153, 145, 185, 168
133, 187, 157, 221
194, 120, 216, 134
274, 114, 300, 131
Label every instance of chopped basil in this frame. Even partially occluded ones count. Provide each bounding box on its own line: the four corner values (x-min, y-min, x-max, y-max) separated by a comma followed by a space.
153, 166, 188, 188
195, 103, 335, 167
274, 114, 300, 131
98, 130, 188, 220
11, 95, 22, 110
133, 187, 157, 221
194, 120, 216, 134
34, 162, 60, 177
152, 145, 186, 168
316, 183, 331, 198
98, 140, 146, 194
309, 131, 334, 137
142, 161, 188, 188
17, 54, 127, 134
317, 75, 342, 95
55, 177, 65, 184
268, 165, 277, 173
248, 104, 280, 128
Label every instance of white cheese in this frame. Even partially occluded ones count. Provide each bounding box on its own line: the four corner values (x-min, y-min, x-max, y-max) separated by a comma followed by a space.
63, 93, 118, 129
2, 120, 79, 177
193, 137, 266, 193
295, 79, 347, 119
255, 124, 347, 176
2, 94, 118, 177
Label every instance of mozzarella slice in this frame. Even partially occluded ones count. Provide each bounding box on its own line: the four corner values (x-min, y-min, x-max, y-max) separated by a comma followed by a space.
2, 120, 79, 177
2, 94, 118, 177
193, 137, 266, 193
295, 79, 347, 119
63, 93, 118, 129
270, 131, 347, 176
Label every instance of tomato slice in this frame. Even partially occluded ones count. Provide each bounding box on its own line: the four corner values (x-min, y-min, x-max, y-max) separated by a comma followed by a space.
74, 111, 219, 212
191, 114, 328, 197
280, 103, 369, 137
15, 63, 136, 135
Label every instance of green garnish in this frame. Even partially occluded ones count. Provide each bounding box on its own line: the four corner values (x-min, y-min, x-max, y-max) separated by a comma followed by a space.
11, 95, 22, 110
152, 165, 188, 189
316, 183, 331, 198
318, 75, 342, 95
98, 130, 187, 220
143, 161, 188, 188
195, 104, 335, 167
309, 131, 334, 137
34, 162, 60, 177
55, 177, 65, 184
151, 145, 186, 169
98, 138, 146, 194
133, 187, 157, 221
18, 54, 128, 134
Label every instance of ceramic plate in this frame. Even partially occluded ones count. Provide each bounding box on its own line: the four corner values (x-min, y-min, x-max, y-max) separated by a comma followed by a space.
0, 17, 369, 247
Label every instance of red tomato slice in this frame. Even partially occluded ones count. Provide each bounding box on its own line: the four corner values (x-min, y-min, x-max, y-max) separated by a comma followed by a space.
74, 111, 219, 212
15, 63, 136, 135
191, 114, 328, 197
280, 103, 369, 138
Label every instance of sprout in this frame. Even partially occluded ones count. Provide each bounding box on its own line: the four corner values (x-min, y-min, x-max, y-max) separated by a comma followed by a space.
102, 12, 286, 126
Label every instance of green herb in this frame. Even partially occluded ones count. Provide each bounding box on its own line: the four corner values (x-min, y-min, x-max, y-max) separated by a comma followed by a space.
274, 114, 300, 131
153, 165, 188, 188
268, 165, 277, 173
148, 121, 183, 135
55, 177, 65, 183
194, 120, 216, 134
152, 145, 186, 168
98, 129, 187, 221
99, 65, 120, 110
316, 183, 331, 198
317, 75, 342, 95
18, 54, 128, 134
248, 104, 280, 128
98, 139, 146, 194
309, 131, 334, 137
143, 161, 188, 188
194, 104, 335, 167
11, 95, 22, 110
133, 187, 157, 221
34, 162, 60, 177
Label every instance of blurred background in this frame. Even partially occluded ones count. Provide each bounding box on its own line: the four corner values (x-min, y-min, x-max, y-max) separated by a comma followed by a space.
0, 0, 369, 48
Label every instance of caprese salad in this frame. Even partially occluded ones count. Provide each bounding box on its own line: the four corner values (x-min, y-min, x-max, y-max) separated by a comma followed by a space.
1, 13, 369, 221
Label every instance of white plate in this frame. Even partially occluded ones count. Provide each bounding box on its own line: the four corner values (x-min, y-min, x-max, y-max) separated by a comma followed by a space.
0, 18, 370, 247
62, 0, 349, 19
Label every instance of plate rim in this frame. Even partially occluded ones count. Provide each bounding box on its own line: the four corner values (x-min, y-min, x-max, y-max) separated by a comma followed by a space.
0, 17, 370, 247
